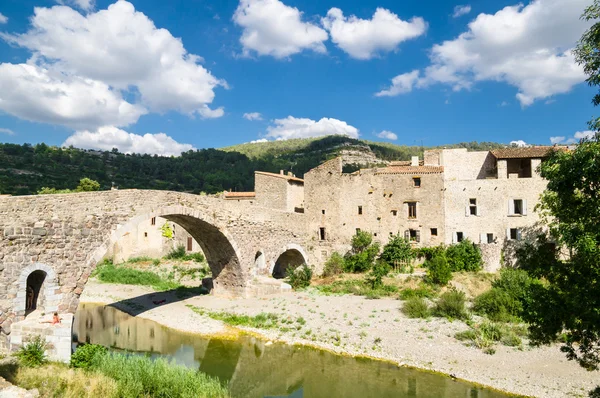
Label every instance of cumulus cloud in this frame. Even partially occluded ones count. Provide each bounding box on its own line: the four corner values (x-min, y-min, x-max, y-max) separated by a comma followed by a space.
0, 1, 225, 130
510, 140, 529, 147
551, 130, 597, 144
0, 13, 8, 24
233, 0, 328, 58
321, 8, 426, 60
57, 0, 94, 11
550, 136, 565, 144
376, 130, 398, 140
243, 112, 263, 121
452, 5, 471, 18
377, 0, 590, 106
63, 126, 194, 156
0, 63, 146, 130
266, 116, 359, 140
0, 128, 15, 135
250, 138, 269, 143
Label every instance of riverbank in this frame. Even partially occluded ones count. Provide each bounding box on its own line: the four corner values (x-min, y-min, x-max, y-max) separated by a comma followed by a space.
80, 280, 598, 398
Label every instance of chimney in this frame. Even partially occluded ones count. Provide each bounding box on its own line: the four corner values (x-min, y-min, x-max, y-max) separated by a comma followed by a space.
411, 156, 419, 167
280, 170, 284, 175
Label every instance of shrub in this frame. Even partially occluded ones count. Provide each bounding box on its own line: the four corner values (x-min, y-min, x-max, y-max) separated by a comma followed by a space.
322, 252, 344, 277
379, 234, 416, 271
164, 246, 206, 263
399, 284, 438, 300
433, 289, 468, 320
344, 231, 380, 273
365, 261, 391, 289
473, 288, 521, 322
402, 297, 430, 318
15, 336, 47, 368
425, 255, 452, 286
445, 239, 483, 272
414, 245, 446, 261
286, 264, 312, 289
71, 344, 107, 369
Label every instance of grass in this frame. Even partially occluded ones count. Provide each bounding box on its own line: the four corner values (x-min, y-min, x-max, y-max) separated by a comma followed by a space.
93, 260, 181, 291
314, 279, 399, 298
187, 305, 280, 329
401, 297, 430, 318
455, 321, 525, 352
165, 246, 205, 263
432, 289, 469, 321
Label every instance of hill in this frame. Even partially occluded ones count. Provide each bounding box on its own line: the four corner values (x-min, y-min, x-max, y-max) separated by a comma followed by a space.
0, 136, 506, 196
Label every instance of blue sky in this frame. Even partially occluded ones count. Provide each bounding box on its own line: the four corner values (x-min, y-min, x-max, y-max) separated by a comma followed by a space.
0, 0, 596, 154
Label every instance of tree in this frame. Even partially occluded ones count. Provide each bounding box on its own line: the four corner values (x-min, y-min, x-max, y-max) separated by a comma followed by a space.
379, 234, 415, 272
76, 178, 100, 192
344, 231, 380, 273
445, 239, 482, 272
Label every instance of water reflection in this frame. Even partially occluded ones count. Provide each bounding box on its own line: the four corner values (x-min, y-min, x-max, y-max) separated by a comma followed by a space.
74, 304, 508, 398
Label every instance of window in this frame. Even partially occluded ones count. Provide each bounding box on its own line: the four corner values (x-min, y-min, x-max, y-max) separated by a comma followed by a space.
513, 199, 523, 215
319, 228, 326, 241
358, 206, 363, 215
374, 233, 377, 237
187, 237, 193, 251
487, 233, 494, 244
469, 198, 477, 216
322, 209, 325, 215
405, 229, 420, 242
391, 210, 398, 216
151, 217, 156, 226
456, 232, 464, 242
430, 228, 438, 236
509, 228, 520, 240
408, 202, 417, 219
413, 177, 421, 188
144, 232, 148, 238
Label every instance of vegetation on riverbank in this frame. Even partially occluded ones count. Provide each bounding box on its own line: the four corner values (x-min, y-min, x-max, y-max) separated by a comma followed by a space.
93, 260, 182, 291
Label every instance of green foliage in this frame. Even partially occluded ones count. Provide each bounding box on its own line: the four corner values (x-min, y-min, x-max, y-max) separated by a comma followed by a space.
433, 289, 469, 320
425, 255, 452, 286
402, 297, 430, 318
127, 256, 153, 264
286, 264, 313, 290
322, 252, 344, 277
365, 261, 391, 289
75, 177, 100, 192
15, 336, 47, 368
455, 321, 524, 352
70, 344, 107, 369
399, 284, 438, 300
92, 353, 228, 398
445, 239, 483, 272
314, 279, 398, 298
93, 260, 181, 291
379, 234, 416, 272
473, 288, 521, 322
164, 246, 205, 262
344, 231, 380, 273
160, 223, 174, 239
414, 245, 446, 261
188, 306, 280, 329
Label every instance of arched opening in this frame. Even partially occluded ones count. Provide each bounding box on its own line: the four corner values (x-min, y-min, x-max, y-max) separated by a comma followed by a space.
26, 270, 47, 314
272, 249, 306, 279
254, 251, 265, 272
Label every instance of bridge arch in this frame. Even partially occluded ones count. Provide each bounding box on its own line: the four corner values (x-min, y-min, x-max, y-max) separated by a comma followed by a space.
270, 244, 309, 279
13, 263, 62, 318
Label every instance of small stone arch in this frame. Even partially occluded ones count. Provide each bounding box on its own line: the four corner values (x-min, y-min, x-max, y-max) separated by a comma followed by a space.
13, 263, 62, 318
270, 244, 309, 279
254, 251, 266, 275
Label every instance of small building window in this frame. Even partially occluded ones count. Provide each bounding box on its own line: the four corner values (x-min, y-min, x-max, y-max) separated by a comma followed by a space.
430, 228, 438, 236
405, 229, 420, 242
151, 217, 156, 226
322, 209, 325, 215
513, 199, 523, 215
509, 228, 521, 241
469, 199, 477, 216
144, 232, 148, 238
487, 233, 494, 244
456, 232, 464, 242
407, 202, 417, 219
358, 206, 363, 215
391, 210, 397, 216
374, 233, 377, 237
413, 177, 421, 188
319, 228, 326, 241
187, 237, 193, 251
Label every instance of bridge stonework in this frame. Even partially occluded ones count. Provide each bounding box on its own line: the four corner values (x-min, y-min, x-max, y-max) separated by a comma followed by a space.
0, 190, 308, 348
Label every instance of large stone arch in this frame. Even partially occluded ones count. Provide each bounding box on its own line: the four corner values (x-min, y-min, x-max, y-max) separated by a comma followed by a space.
270, 244, 309, 279
13, 263, 62, 318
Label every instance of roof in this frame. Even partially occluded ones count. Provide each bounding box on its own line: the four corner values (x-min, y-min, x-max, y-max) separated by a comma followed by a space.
224, 192, 256, 199
491, 146, 555, 159
389, 160, 424, 167
255, 171, 304, 183
375, 165, 444, 175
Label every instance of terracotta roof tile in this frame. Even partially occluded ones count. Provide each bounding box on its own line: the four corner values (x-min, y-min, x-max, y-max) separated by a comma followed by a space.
375, 165, 444, 175
389, 160, 424, 166
491, 146, 555, 159
255, 171, 304, 183
224, 192, 256, 199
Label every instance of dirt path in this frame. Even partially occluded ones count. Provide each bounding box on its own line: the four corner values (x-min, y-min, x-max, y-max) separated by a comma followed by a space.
80, 280, 598, 398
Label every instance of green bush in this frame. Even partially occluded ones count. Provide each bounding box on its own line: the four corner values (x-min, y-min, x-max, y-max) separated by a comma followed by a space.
343, 231, 380, 273
286, 264, 312, 289
402, 297, 430, 318
445, 239, 483, 272
379, 234, 416, 271
425, 255, 452, 286
365, 261, 391, 289
165, 245, 187, 260
433, 289, 469, 320
15, 336, 47, 368
322, 252, 344, 277
414, 245, 446, 261
473, 288, 521, 322
71, 344, 107, 369
399, 284, 438, 300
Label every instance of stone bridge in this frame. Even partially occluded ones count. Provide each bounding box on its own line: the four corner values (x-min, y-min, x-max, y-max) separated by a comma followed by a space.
0, 190, 308, 347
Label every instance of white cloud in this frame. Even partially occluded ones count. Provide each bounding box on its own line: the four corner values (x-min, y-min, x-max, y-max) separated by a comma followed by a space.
57, 0, 94, 11
266, 116, 359, 140
63, 126, 194, 156
452, 5, 471, 18
233, 0, 328, 59
0, 13, 8, 24
377, 0, 590, 106
321, 7, 426, 60
250, 138, 269, 143
1, 1, 225, 128
376, 130, 398, 140
550, 130, 596, 144
550, 136, 565, 144
574, 130, 596, 140
243, 112, 263, 121
510, 140, 529, 147
500, 101, 509, 107
375, 70, 421, 97
0, 128, 15, 135
0, 63, 146, 130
